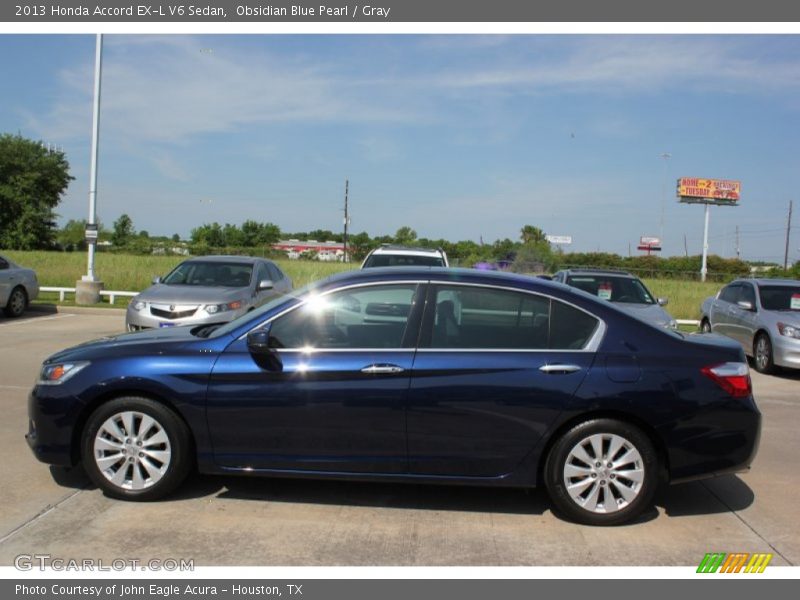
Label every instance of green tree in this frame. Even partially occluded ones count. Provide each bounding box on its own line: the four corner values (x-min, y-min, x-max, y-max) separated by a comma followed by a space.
112, 214, 135, 246
0, 134, 73, 249
520, 225, 547, 245
57, 219, 88, 251
347, 231, 373, 260
394, 226, 417, 245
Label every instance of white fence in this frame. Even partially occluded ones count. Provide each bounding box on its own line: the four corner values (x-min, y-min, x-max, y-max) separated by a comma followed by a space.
40, 286, 137, 305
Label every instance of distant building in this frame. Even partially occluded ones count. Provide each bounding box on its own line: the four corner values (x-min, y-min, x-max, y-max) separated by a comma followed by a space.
272, 239, 345, 261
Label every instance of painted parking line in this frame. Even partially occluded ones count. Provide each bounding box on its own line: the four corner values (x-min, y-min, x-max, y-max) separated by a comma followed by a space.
0, 385, 29, 391
0, 314, 75, 328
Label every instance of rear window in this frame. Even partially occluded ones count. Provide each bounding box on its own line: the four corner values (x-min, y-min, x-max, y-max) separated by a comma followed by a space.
363, 254, 444, 268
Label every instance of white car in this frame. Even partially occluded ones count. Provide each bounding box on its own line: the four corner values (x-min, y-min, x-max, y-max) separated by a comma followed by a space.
0, 254, 39, 318
361, 245, 449, 268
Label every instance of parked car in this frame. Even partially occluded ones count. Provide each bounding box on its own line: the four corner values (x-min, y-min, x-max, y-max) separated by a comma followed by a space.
553, 268, 677, 329
126, 256, 292, 331
700, 278, 800, 374
0, 254, 39, 318
28, 267, 760, 525
361, 245, 448, 268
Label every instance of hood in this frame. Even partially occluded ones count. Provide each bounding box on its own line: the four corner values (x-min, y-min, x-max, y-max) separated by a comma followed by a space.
613, 302, 675, 327
135, 284, 248, 304
44, 325, 208, 364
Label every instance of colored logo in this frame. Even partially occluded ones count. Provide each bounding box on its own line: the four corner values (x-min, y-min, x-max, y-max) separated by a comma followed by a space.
697, 552, 772, 573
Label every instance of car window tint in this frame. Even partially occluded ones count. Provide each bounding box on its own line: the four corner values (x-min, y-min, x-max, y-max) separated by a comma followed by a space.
739, 284, 756, 306
268, 284, 418, 349
550, 301, 600, 350
758, 285, 800, 311
163, 262, 253, 287
719, 284, 741, 303
424, 286, 551, 349
566, 275, 653, 304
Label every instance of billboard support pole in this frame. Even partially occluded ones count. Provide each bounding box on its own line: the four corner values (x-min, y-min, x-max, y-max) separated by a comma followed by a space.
701, 203, 711, 282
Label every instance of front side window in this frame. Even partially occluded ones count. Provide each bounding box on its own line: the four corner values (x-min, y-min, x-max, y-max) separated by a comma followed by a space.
0, 257, 8, 270
739, 284, 756, 307
719, 284, 741, 304
422, 285, 599, 350
268, 284, 419, 349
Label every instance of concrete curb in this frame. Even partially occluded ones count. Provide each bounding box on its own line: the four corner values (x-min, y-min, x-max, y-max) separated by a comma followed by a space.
29, 303, 126, 317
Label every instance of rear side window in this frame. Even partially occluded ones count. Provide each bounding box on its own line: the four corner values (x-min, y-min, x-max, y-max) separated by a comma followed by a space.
422, 285, 599, 350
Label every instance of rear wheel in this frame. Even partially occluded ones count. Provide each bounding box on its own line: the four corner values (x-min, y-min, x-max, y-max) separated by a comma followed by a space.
3, 286, 27, 318
81, 397, 192, 501
754, 333, 776, 375
700, 318, 711, 334
544, 419, 658, 526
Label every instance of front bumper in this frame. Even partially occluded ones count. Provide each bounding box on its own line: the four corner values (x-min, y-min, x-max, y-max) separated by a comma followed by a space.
126, 304, 247, 330
26, 386, 82, 467
772, 335, 800, 370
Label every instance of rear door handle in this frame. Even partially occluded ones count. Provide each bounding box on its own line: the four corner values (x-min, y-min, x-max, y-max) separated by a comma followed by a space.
539, 364, 582, 374
361, 364, 405, 374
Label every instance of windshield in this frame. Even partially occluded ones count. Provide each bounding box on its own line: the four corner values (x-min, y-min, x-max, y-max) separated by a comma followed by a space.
758, 285, 800, 311
162, 261, 253, 287
566, 275, 655, 304
363, 254, 444, 268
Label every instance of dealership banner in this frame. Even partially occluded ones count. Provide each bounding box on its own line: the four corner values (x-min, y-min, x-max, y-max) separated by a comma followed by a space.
677, 178, 741, 203
4, 0, 800, 22
4, 579, 798, 600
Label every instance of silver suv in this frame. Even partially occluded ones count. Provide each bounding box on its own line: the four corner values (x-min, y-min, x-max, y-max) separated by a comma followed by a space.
361, 245, 449, 268
700, 278, 800, 374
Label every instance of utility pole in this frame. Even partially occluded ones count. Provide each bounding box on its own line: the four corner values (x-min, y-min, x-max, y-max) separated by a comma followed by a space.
784, 200, 793, 271
343, 179, 349, 263
659, 152, 671, 243
701, 204, 711, 282
735, 225, 740, 260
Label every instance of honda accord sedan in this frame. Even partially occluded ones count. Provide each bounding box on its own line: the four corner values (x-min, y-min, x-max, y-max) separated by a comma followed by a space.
27, 268, 760, 525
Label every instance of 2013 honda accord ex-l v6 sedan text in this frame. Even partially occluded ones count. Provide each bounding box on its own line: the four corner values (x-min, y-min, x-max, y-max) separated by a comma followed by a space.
26, 268, 760, 525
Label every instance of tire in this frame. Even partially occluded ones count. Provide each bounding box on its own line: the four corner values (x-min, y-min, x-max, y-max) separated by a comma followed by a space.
544, 418, 658, 526
3, 286, 27, 318
81, 397, 192, 501
753, 333, 777, 375
700, 318, 712, 334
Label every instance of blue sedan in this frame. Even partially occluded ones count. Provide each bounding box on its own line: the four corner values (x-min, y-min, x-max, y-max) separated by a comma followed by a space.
26, 268, 760, 525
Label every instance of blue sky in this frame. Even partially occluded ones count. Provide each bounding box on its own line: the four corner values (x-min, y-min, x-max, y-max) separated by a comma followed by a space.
2, 34, 799, 261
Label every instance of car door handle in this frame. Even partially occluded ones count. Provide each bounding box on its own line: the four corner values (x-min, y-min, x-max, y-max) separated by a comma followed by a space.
361, 364, 405, 374
539, 364, 582, 374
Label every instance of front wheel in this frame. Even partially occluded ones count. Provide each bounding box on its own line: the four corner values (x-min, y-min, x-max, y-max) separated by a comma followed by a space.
81, 397, 192, 501
544, 419, 658, 526
754, 333, 776, 375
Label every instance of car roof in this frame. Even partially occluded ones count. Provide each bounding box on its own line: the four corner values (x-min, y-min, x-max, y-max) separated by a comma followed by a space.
371, 245, 444, 255
740, 278, 800, 286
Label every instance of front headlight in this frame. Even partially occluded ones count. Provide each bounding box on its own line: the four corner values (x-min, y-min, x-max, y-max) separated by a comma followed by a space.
778, 322, 800, 339
37, 361, 90, 386
130, 298, 146, 311
204, 300, 243, 314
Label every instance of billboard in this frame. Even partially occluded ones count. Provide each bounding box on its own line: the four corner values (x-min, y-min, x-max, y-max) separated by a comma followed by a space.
545, 235, 572, 245
677, 177, 741, 203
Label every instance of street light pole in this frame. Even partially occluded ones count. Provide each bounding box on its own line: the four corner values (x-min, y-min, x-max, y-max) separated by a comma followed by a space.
76, 33, 105, 303
701, 203, 711, 282
659, 152, 671, 244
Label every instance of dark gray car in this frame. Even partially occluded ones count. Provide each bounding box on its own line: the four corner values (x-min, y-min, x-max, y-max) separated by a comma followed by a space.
553, 268, 677, 329
700, 278, 800, 374
126, 256, 292, 330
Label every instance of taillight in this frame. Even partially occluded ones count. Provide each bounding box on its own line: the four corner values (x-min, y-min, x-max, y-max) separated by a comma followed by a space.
701, 362, 752, 398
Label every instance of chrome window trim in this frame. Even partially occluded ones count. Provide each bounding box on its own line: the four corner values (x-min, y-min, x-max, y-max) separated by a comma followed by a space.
236, 278, 607, 353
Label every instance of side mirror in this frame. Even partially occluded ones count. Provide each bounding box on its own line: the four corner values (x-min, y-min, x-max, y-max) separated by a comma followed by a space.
246, 328, 282, 371
737, 300, 754, 311
152, 276, 162, 285
657, 297, 669, 306
257, 279, 274, 291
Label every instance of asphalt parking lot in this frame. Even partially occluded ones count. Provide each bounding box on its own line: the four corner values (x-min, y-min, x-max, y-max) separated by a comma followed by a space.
0, 310, 798, 566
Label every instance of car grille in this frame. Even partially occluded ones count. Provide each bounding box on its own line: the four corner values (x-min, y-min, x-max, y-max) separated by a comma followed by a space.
150, 305, 199, 320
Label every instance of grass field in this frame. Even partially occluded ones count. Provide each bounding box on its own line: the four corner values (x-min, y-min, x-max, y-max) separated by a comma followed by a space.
5, 251, 721, 320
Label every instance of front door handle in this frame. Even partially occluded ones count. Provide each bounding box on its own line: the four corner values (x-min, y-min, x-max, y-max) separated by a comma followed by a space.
361, 364, 405, 374
539, 364, 582, 374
